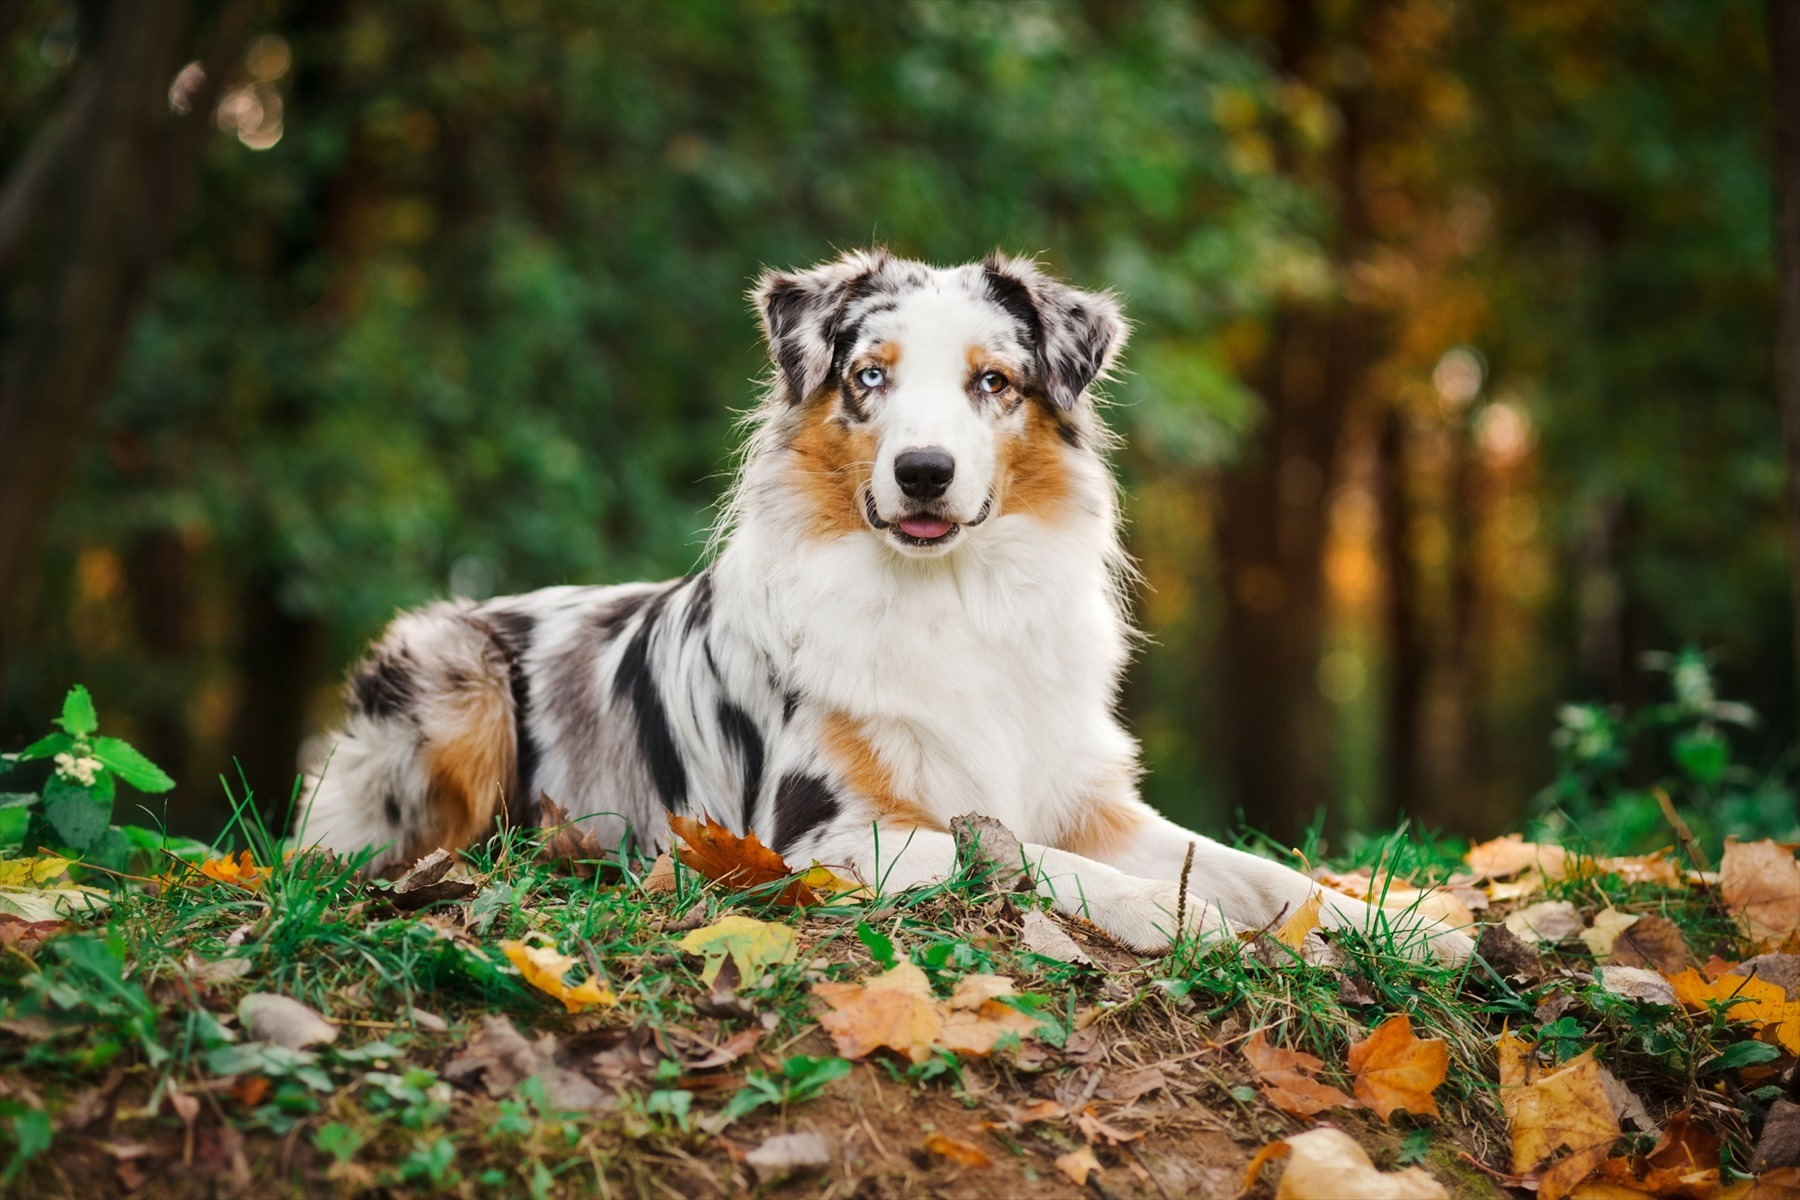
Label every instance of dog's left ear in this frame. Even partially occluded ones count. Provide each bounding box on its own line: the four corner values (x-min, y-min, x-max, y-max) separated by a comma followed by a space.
752, 249, 891, 404
982, 253, 1129, 411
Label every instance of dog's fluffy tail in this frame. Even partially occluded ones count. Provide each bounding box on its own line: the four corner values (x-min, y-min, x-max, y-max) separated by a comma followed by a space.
296, 601, 516, 876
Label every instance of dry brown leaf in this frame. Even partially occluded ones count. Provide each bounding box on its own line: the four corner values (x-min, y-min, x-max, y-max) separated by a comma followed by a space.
1575, 1111, 1722, 1199
1606, 915, 1690, 974
1055, 1145, 1102, 1187
1587, 852, 1683, 889
1347, 1014, 1448, 1120
1721, 839, 1800, 952
237, 993, 337, 1050
667, 813, 820, 905
1243, 1127, 1449, 1200
1075, 1107, 1142, 1146
1593, 965, 1676, 1007
1753, 1099, 1800, 1173
947, 974, 1017, 1010
1314, 871, 1476, 929
1468, 834, 1568, 881
1505, 900, 1588, 946
814, 961, 941, 1063
1499, 1034, 1621, 1200
1243, 1028, 1358, 1118
641, 853, 677, 895
922, 1132, 991, 1168
537, 796, 610, 878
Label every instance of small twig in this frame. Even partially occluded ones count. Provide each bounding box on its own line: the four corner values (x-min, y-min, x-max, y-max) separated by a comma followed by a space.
1655, 786, 1712, 871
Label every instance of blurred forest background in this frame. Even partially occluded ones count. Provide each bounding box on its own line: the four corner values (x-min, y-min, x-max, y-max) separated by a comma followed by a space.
3, 0, 1797, 852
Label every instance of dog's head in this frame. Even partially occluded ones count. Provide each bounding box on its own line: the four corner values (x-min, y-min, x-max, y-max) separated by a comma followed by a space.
752, 250, 1127, 556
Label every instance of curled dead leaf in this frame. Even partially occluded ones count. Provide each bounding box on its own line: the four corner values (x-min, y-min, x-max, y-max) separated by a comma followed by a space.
923, 1132, 991, 1168
1499, 1034, 1621, 1200
1721, 838, 1800, 952
1055, 1145, 1102, 1187
500, 939, 614, 1012
1244, 1127, 1448, 1200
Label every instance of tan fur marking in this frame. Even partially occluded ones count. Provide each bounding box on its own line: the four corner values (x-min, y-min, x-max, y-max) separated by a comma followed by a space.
997, 401, 1072, 519
786, 394, 877, 540
1056, 796, 1147, 859
422, 683, 515, 859
821, 712, 942, 831
870, 341, 901, 370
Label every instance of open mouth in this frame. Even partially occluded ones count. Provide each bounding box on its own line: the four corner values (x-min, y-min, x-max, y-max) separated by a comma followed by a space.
863, 492, 991, 549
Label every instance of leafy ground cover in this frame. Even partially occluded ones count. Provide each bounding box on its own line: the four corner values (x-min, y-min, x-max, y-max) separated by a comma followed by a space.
2, 683, 1799, 1198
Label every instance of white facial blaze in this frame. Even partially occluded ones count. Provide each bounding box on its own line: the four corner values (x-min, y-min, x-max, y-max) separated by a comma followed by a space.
866, 288, 1020, 525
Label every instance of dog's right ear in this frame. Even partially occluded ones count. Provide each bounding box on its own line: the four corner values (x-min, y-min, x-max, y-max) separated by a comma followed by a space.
752, 249, 890, 404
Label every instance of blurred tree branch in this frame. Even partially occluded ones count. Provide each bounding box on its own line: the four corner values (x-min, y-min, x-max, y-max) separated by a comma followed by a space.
0, 0, 254, 671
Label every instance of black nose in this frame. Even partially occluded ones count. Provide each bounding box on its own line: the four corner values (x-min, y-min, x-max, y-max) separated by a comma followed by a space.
894, 447, 955, 500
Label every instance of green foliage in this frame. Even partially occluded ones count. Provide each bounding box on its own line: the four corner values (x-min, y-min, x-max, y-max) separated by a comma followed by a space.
1534, 647, 1800, 855
1, 686, 174, 863
714, 1054, 852, 1128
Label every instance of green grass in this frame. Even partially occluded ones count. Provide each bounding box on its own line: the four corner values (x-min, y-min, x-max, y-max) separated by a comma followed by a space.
0, 799, 1784, 1197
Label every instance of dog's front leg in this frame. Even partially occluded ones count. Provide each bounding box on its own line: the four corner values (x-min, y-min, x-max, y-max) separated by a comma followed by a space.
808, 821, 1231, 954
1064, 800, 1475, 963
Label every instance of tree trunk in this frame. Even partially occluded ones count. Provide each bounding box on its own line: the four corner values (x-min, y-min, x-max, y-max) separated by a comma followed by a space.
224, 572, 321, 837
1375, 404, 1422, 827
1771, 0, 1800, 740
0, 0, 252, 680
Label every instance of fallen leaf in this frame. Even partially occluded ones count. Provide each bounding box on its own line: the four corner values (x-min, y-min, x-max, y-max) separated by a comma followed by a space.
1469, 835, 1569, 881
1606, 915, 1690, 974
947, 974, 1017, 1010
379, 847, 477, 910
1505, 900, 1588, 946
1737, 954, 1800, 997
1273, 890, 1324, 950
1478, 924, 1545, 981
196, 851, 271, 892
1489, 870, 1551, 902
1587, 852, 1683, 889
676, 914, 798, 988
500, 939, 615, 1012
814, 961, 943, 1063
1581, 910, 1642, 958
923, 1132, 991, 1167
441, 1015, 611, 1111
1018, 909, 1091, 965
667, 813, 819, 905
1097, 1067, 1167, 1102
1055, 1145, 1102, 1187
1594, 965, 1677, 1007
1075, 1107, 1141, 1146
0, 915, 66, 955
949, 813, 1029, 889
1499, 1035, 1621, 1200
1596, 1064, 1657, 1134
1314, 871, 1476, 929
1244, 1127, 1449, 1199
1667, 967, 1800, 1051
536, 795, 610, 878
237, 993, 337, 1050
1243, 1028, 1358, 1117
642, 852, 677, 894
745, 1131, 832, 1179
0, 856, 73, 887
1721, 838, 1800, 951
938, 998, 1039, 1056
1347, 1014, 1448, 1120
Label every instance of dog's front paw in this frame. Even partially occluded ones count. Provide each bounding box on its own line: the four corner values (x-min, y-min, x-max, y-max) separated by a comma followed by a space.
1079, 880, 1248, 954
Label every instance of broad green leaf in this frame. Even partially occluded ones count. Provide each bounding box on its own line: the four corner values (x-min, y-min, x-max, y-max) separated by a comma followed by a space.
16, 732, 73, 762
0, 794, 37, 811
57, 686, 97, 736
1673, 729, 1728, 787
1702, 1040, 1781, 1074
90, 738, 175, 793
43, 774, 113, 851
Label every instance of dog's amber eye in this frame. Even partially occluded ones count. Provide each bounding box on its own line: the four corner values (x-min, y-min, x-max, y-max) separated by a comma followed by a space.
977, 371, 1010, 395
857, 366, 886, 389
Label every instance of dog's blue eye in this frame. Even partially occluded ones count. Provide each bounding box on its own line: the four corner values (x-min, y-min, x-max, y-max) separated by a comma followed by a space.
857, 366, 885, 389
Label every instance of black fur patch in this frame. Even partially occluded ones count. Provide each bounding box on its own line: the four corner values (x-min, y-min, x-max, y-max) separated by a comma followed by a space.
773, 771, 839, 855
716, 700, 765, 833
984, 264, 1045, 354
482, 606, 540, 825
612, 587, 688, 813
383, 792, 401, 826
683, 568, 714, 634
349, 651, 415, 719
782, 690, 800, 724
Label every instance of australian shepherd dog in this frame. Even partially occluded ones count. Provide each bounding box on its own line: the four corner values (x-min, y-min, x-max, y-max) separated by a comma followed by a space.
298, 250, 1472, 963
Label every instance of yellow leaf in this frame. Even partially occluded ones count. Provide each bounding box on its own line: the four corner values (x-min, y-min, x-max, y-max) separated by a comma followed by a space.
1244, 1128, 1449, 1200
1499, 1041, 1621, 1200
812, 961, 1039, 1063
1274, 890, 1324, 949
1055, 1145, 1102, 1187
676, 914, 798, 987
500, 939, 615, 1012
0, 856, 72, 887
195, 850, 270, 892
1467, 834, 1567, 881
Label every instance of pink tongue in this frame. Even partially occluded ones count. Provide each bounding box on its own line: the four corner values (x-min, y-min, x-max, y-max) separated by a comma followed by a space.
899, 517, 954, 540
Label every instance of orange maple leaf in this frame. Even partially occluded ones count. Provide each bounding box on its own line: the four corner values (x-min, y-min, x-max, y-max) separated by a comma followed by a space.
195, 850, 269, 892
1497, 1034, 1621, 1200
667, 813, 820, 905
1242, 1028, 1358, 1118
1347, 1014, 1448, 1120
813, 963, 1040, 1063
